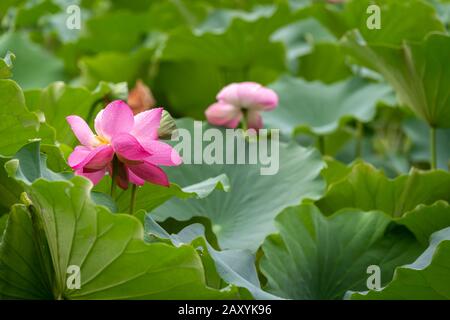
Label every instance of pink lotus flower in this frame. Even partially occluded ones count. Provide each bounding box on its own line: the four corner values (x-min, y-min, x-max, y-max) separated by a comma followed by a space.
66, 100, 182, 189
205, 82, 278, 130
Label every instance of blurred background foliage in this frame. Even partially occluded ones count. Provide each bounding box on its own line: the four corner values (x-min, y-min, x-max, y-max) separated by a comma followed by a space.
0, 0, 449, 176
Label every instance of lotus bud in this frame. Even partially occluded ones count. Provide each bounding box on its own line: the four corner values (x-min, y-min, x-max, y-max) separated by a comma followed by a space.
158, 110, 177, 139
128, 79, 155, 115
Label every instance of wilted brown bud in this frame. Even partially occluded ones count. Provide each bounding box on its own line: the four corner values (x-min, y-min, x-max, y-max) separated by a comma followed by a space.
128, 79, 155, 115
158, 110, 177, 140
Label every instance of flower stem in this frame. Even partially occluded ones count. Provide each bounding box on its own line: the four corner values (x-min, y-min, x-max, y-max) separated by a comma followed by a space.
129, 184, 137, 215
355, 121, 363, 159
110, 177, 116, 198
110, 156, 119, 198
242, 109, 248, 131
318, 136, 325, 155
430, 126, 437, 170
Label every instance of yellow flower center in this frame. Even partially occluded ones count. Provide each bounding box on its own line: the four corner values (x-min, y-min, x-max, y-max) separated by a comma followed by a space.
95, 135, 110, 146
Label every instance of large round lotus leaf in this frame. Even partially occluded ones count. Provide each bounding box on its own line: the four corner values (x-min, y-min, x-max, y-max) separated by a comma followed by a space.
0, 79, 54, 156
151, 119, 325, 251
0, 32, 65, 89
263, 76, 391, 136
343, 32, 450, 128
311, 0, 445, 45
316, 161, 450, 218
260, 204, 423, 300
0, 176, 238, 299
348, 226, 450, 300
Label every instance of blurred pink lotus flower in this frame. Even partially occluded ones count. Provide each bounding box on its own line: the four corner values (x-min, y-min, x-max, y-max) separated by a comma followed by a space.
66, 100, 182, 189
205, 82, 278, 130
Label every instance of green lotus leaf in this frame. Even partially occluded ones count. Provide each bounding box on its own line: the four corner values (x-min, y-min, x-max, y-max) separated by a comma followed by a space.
162, 5, 289, 68
429, 0, 450, 26
316, 161, 450, 217
94, 173, 230, 213
0, 155, 22, 214
197, 5, 279, 33
271, 17, 336, 72
0, 214, 7, 242
263, 75, 392, 136
0, 32, 65, 89
259, 204, 423, 299
14, 0, 60, 28
76, 11, 151, 53
151, 119, 325, 251
0, 78, 55, 156
318, 157, 450, 245
4, 141, 118, 211
397, 201, 450, 246
343, 32, 450, 128
0, 141, 69, 214
154, 61, 223, 119
0, 205, 52, 299
320, 156, 353, 186
311, 0, 445, 45
297, 42, 352, 83
5, 141, 70, 185
200, 3, 324, 42
39, 143, 69, 173
108, 0, 160, 12
0, 51, 14, 79
0, 176, 238, 299
347, 226, 450, 300
145, 217, 280, 300
24, 81, 127, 147
0, 1, 20, 20
155, 5, 292, 118
59, 0, 208, 68
79, 48, 154, 89
56, 10, 152, 74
